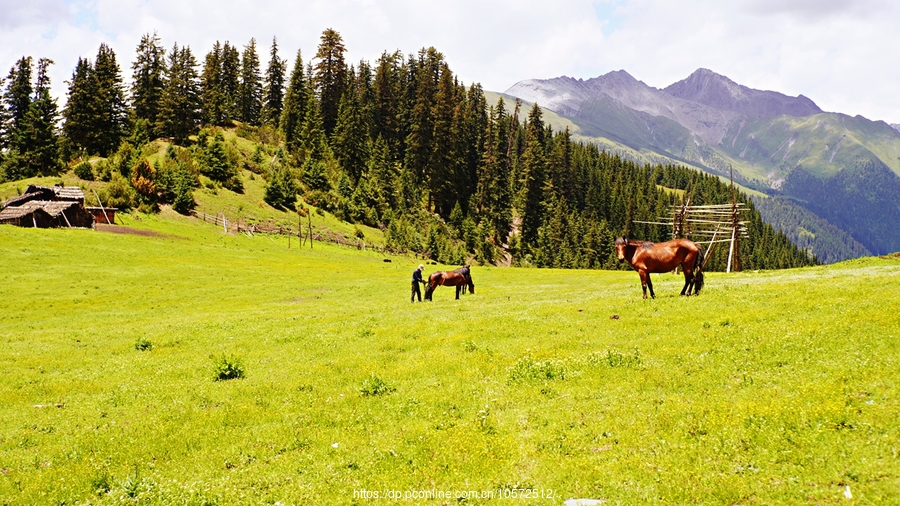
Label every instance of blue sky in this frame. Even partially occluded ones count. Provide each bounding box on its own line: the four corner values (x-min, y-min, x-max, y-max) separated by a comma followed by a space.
2, 0, 899, 123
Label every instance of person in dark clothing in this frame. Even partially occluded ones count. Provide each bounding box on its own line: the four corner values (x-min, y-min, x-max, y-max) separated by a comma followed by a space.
411, 264, 425, 302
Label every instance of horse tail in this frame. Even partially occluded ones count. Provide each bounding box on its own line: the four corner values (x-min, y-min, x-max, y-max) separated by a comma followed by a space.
694, 245, 705, 294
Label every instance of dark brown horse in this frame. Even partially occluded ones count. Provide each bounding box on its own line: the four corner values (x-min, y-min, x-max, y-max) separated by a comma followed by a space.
615, 237, 704, 299
424, 265, 475, 300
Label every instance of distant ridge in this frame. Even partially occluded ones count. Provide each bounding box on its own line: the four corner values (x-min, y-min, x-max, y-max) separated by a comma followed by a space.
503, 68, 900, 258
662, 68, 822, 118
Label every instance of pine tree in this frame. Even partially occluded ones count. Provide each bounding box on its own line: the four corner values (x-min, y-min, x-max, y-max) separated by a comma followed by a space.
280, 49, 308, 154
23, 58, 60, 177
261, 37, 286, 128
475, 100, 513, 243
156, 43, 201, 144
264, 163, 299, 209
2, 57, 33, 155
429, 63, 457, 216
93, 43, 128, 156
373, 51, 402, 161
239, 38, 263, 125
312, 28, 347, 137
130, 32, 166, 138
62, 57, 95, 154
333, 74, 369, 184
298, 90, 330, 165
201, 41, 226, 125
220, 42, 241, 124
518, 103, 547, 249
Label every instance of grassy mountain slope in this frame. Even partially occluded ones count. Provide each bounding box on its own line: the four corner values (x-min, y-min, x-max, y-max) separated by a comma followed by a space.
484, 91, 765, 198
2, 219, 899, 503
495, 82, 900, 257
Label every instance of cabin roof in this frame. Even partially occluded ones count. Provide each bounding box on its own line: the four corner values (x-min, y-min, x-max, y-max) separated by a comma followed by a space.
0, 200, 80, 219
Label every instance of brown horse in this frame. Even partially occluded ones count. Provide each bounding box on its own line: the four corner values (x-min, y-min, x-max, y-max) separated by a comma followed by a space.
424, 265, 475, 300
615, 237, 704, 299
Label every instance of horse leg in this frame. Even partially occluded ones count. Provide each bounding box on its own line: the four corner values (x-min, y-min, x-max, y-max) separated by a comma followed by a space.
681, 266, 693, 296
455, 285, 461, 300
647, 273, 656, 299
639, 270, 652, 299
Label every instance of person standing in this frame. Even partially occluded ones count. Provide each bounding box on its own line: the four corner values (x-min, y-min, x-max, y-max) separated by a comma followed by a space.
411, 264, 425, 302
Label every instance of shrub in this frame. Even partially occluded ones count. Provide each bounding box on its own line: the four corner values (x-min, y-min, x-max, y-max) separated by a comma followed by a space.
586, 349, 643, 369
73, 161, 94, 180
134, 337, 153, 351
507, 353, 568, 383
359, 373, 395, 396
212, 354, 245, 381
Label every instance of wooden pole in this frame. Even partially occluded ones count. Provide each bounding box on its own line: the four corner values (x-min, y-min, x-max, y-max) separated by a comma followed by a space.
308, 213, 313, 249
92, 189, 112, 225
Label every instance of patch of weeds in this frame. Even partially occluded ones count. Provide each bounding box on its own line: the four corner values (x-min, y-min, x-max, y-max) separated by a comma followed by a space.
603, 349, 643, 368
212, 354, 245, 381
359, 373, 395, 397
90, 471, 112, 496
463, 340, 478, 352
134, 337, 153, 351
476, 404, 495, 434
583, 349, 643, 369
507, 353, 568, 383
186, 493, 221, 506
120, 470, 147, 499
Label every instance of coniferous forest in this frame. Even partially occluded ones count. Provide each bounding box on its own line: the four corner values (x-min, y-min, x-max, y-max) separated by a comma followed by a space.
0, 29, 816, 271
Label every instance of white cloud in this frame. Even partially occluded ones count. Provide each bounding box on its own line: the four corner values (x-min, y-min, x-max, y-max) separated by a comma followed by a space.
1, 0, 898, 123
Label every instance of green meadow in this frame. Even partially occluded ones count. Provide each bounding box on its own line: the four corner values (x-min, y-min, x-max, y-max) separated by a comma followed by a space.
1, 214, 899, 505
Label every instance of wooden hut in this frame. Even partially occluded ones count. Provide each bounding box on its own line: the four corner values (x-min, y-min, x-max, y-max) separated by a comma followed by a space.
0, 185, 94, 228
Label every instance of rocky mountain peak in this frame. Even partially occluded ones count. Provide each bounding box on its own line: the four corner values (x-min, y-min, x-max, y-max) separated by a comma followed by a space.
663, 68, 822, 118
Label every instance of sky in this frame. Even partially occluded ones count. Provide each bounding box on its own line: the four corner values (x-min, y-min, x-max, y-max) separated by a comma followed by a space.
2, 0, 899, 123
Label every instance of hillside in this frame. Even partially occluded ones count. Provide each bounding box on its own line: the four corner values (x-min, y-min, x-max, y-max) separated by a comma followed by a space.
1, 220, 899, 503
504, 69, 900, 257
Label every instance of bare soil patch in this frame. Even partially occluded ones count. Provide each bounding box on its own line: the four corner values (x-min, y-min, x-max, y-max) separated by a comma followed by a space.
95, 224, 167, 237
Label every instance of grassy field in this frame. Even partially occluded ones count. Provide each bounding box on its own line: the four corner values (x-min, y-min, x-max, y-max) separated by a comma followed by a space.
1, 214, 899, 505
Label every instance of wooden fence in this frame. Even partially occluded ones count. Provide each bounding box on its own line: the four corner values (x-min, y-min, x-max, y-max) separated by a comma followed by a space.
189, 210, 389, 253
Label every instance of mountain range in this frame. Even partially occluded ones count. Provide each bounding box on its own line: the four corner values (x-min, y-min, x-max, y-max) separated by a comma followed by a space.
501, 68, 900, 260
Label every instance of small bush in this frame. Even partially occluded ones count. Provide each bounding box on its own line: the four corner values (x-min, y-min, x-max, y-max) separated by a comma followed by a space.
359, 373, 395, 396
592, 349, 643, 369
134, 337, 153, 351
213, 354, 245, 381
507, 353, 568, 383
73, 161, 94, 180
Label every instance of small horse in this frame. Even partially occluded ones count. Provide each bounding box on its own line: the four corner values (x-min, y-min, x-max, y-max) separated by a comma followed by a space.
424, 265, 475, 300
615, 237, 704, 299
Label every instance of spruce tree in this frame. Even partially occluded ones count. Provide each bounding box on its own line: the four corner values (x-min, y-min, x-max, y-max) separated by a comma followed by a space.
280, 49, 307, 154
19, 59, 60, 177
312, 28, 348, 137
429, 63, 456, 216
261, 37, 286, 128
373, 51, 402, 161
2, 57, 33, 154
93, 43, 128, 156
62, 57, 95, 155
130, 32, 166, 138
220, 42, 241, 123
156, 44, 202, 144
299, 90, 329, 164
201, 42, 226, 125
518, 103, 547, 249
239, 38, 263, 125
333, 74, 369, 184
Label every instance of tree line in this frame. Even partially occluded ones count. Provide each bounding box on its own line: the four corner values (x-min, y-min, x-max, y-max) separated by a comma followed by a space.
0, 29, 815, 270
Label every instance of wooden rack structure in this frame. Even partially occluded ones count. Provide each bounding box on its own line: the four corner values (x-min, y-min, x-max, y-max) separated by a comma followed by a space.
635, 168, 748, 272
